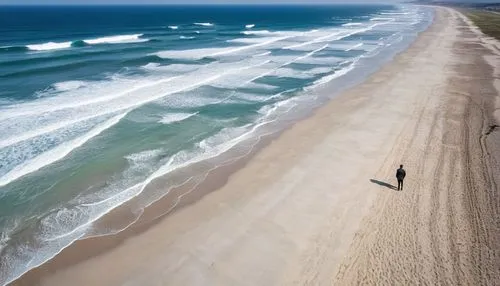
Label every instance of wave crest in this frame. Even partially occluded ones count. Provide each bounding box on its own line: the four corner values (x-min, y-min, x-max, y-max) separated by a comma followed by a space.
158, 112, 198, 124
27, 41, 73, 51
83, 34, 146, 45
18, 34, 147, 52
194, 22, 214, 27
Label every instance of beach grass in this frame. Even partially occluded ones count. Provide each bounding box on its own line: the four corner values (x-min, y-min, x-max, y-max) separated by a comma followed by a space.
465, 10, 500, 40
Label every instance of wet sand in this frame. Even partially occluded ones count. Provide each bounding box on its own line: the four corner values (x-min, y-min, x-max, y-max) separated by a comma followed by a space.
12, 7, 500, 286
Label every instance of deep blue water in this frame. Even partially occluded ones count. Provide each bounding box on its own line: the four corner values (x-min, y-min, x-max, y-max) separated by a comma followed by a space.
0, 5, 433, 285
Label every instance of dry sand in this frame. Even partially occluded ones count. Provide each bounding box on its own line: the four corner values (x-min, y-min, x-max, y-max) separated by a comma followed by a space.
12, 7, 500, 286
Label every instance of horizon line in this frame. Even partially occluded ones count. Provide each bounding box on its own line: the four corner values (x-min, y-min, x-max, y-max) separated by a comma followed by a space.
0, 2, 403, 7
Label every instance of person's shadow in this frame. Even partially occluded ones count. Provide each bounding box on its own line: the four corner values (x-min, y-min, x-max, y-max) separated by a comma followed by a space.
370, 179, 398, 191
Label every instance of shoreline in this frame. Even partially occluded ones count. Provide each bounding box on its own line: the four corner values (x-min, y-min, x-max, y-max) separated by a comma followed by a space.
2, 10, 435, 283
10, 6, 500, 286
3, 7, 434, 286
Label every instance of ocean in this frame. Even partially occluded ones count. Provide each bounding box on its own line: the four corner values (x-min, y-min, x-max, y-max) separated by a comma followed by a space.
0, 4, 433, 284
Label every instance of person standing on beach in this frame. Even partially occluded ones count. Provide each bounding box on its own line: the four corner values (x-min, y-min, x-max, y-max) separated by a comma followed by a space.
396, 165, 406, 191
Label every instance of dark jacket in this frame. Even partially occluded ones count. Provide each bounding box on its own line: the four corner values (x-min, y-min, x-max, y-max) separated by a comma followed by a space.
396, 168, 406, 180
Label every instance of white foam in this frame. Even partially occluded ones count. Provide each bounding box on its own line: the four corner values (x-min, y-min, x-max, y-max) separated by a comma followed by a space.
0, 114, 106, 150
271, 44, 330, 66
370, 17, 394, 21
207, 63, 272, 89
283, 31, 342, 50
264, 89, 295, 102
141, 63, 160, 70
26, 41, 72, 51
254, 51, 271, 57
380, 12, 410, 15
0, 113, 127, 187
168, 26, 179, 30
228, 38, 273, 44
279, 55, 342, 66
283, 41, 330, 52
0, 76, 180, 121
345, 43, 363, 52
83, 34, 146, 45
155, 36, 289, 60
52, 81, 87, 92
342, 22, 363, 27
0, 218, 19, 253
306, 67, 334, 75
180, 36, 195, 40
271, 68, 316, 79
309, 61, 357, 88
0, 59, 269, 155
141, 63, 200, 73
211, 44, 327, 90
158, 112, 198, 124
242, 29, 319, 37
231, 92, 268, 102
242, 30, 271, 35
286, 22, 390, 52
258, 96, 298, 119
125, 149, 163, 164
156, 47, 232, 60
194, 22, 214, 27
245, 24, 255, 29
284, 44, 329, 65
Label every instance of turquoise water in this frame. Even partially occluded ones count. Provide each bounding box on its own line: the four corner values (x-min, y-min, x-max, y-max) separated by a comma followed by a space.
0, 4, 433, 284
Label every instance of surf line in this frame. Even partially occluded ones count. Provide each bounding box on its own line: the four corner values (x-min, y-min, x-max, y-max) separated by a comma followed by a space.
0, 76, 180, 120
216, 44, 329, 104
0, 60, 271, 188
284, 21, 390, 50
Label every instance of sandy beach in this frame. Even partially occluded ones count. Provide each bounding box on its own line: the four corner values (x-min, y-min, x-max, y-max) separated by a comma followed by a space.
12, 6, 499, 286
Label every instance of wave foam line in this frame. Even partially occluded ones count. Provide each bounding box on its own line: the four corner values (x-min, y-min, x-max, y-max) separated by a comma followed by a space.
242, 30, 271, 35
156, 36, 290, 60
370, 17, 394, 21
222, 44, 328, 92
254, 44, 328, 81
0, 75, 180, 128
380, 12, 409, 15
0, 113, 127, 188
307, 60, 358, 90
0, 61, 269, 154
284, 21, 392, 50
241, 29, 315, 37
254, 51, 271, 57
345, 43, 363, 52
159, 112, 198, 124
83, 34, 146, 45
23, 34, 146, 51
26, 41, 72, 51
168, 26, 179, 30
245, 24, 255, 29
283, 31, 342, 50
52, 81, 87, 92
194, 22, 213, 27
342, 22, 363, 27
212, 36, 290, 56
